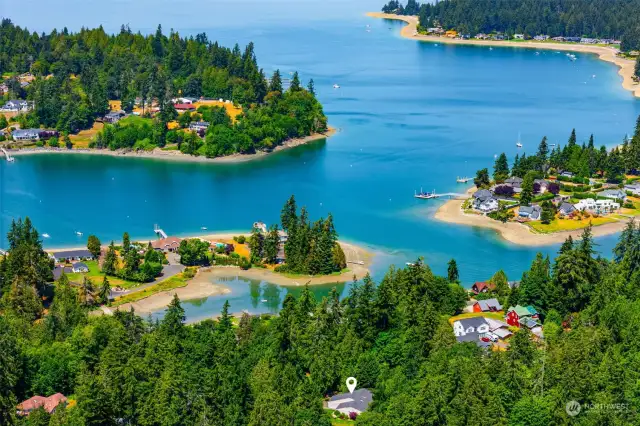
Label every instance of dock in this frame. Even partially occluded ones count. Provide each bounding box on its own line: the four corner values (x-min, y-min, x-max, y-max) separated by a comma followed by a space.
153, 224, 168, 239
414, 189, 467, 200
1, 148, 15, 162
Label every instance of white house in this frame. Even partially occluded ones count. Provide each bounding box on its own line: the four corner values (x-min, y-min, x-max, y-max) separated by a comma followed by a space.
624, 183, 640, 196
12, 129, 41, 141
574, 198, 619, 215
514, 34, 525, 40
189, 121, 210, 132
72, 262, 89, 273
452, 317, 491, 337
476, 197, 499, 213
600, 189, 627, 201
1, 100, 32, 112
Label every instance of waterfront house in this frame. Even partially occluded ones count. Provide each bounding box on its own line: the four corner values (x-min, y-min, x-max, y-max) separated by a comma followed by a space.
600, 189, 627, 201
514, 34, 524, 40
552, 36, 565, 42
17, 393, 67, 416
327, 388, 373, 415
559, 202, 577, 217
472, 298, 502, 312
518, 205, 541, 221
52, 249, 94, 263
565, 36, 581, 43
471, 281, 495, 294
475, 33, 488, 40
574, 198, 620, 215
445, 30, 458, 38
473, 189, 499, 213
151, 236, 182, 252
493, 34, 505, 41
534, 35, 549, 41
624, 183, 640, 195
12, 128, 41, 141
580, 38, 597, 44
505, 305, 539, 327
72, 262, 89, 273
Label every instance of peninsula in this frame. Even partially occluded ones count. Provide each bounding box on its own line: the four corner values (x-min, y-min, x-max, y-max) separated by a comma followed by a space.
367, 12, 640, 98
0, 20, 330, 162
433, 125, 640, 246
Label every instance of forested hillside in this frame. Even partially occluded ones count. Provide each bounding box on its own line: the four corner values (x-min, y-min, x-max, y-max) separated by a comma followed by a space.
382, 0, 640, 51
0, 19, 327, 155
3, 216, 640, 424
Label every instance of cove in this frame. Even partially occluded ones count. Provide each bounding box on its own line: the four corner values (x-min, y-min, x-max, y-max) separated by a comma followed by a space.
2, 12, 640, 303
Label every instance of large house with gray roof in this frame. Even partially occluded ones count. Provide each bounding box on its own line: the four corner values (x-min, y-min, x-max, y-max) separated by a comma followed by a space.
327, 389, 373, 415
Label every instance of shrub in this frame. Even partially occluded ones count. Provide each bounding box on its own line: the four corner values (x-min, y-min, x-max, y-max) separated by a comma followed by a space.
494, 185, 515, 197
593, 183, 603, 189
236, 235, 246, 244
274, 264, 289, 273
349, 412, 358, 420
623, 202, 635, 209
182, 267, 196, 279
547, 182, 560, 194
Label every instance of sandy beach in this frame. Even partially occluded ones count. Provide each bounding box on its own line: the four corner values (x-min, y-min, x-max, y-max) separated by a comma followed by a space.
7, 127, 336, 164
434, 187, 632, 246
367, 12, 640, 98
115, 268, 232, 315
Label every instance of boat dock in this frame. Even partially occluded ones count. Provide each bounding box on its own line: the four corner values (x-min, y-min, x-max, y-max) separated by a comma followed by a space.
153, 224, 168, 239
414, 189, 466, 200
1, 148, 15, 162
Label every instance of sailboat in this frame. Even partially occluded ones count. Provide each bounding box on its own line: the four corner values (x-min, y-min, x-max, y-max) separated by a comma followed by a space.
516, 132, 523, 148
333, 84, 340, 89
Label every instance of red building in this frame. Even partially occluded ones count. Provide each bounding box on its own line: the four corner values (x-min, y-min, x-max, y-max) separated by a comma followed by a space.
471, 281, 495, 295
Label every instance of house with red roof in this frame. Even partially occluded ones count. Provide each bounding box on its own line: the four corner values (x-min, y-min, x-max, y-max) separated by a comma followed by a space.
17, 393, 67, 416
471, 281, 495, 295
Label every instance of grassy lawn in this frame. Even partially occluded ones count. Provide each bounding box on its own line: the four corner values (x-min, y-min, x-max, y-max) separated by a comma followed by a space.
64, 260, 141, 289
119, 115, 153, 127
449, 311, 505, 325
526, 216, 617, 234
69, 121, 103, 148
111, 270, 192, 306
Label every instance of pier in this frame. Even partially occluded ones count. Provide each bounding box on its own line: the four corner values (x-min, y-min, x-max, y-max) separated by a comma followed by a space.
1, 148, 15, 162
414, 189, 467, 200
153, 224, 168, 239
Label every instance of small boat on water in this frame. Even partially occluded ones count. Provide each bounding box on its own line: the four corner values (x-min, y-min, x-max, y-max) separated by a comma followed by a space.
75, 231, 83, 236
42, 233, 50, 238
201, 226, 208, 230
406, 262, 415, 266
516, 132, 523, 148
456, 177, 471, 183
261, 299, 268, 303
414, 189, 438, 199
333, 84, 340, 89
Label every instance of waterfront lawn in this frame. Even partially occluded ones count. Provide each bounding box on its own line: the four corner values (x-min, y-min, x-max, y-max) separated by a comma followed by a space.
69, 121, 104, 148
111, 269, 193, 306
526, 216, 616, 234
64, 260, 140, 289
119, 115, 153, 127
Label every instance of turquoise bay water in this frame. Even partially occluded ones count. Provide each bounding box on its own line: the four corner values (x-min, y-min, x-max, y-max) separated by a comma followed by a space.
2, 8, 639, 318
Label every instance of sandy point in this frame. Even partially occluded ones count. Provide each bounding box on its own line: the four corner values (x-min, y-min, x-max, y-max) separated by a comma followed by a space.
434, 187, 631, 246
366, 12, 640, 99
115, 269, 232, 315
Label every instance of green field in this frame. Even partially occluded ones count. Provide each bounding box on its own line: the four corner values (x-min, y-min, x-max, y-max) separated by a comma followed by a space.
64, 260, 141, 289
111, 270, 193, 306
526, 216, 616, 233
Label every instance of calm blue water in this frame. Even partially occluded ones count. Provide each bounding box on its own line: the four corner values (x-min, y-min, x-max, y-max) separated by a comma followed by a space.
2, 3, 639, 317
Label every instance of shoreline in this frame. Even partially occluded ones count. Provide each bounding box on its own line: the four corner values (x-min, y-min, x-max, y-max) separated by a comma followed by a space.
7, 127, 336, 164
434, 187, 632, 246
104, 239, 371, 315
367, 12, 640, 98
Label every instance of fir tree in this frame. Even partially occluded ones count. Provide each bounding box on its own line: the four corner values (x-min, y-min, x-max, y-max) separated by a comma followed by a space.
263, 224, 280, 264
290, 71, 301, 92
249, 227, 265, 264
493, 153, 510, 182
307, 79, 315, 96
447, 259, 459, 282
102, 241, 118, 276
99, 276, 111, 305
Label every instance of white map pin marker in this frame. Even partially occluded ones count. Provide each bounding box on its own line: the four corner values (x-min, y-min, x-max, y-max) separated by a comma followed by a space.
346, 377, 357, 394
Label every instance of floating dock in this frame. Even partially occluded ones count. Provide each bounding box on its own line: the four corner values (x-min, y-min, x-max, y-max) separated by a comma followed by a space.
153, 224, 168, 239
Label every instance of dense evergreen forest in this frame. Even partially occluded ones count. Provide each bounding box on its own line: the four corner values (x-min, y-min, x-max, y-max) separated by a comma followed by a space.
4, 215, 640, 424
0, 19, 327, 155
382, 0, 640, 51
